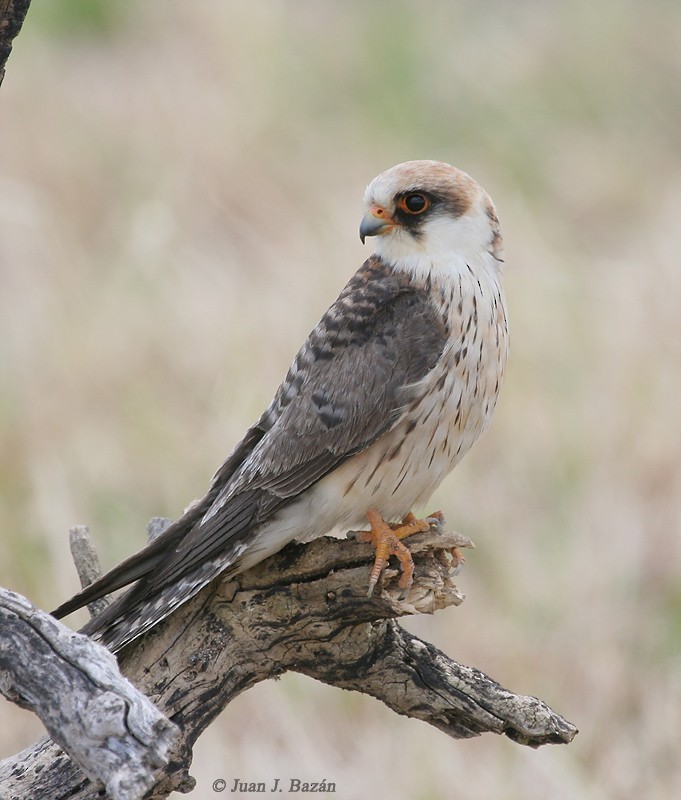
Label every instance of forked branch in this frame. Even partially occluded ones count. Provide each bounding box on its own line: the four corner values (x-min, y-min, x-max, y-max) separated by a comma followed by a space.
0, 521, 577, 800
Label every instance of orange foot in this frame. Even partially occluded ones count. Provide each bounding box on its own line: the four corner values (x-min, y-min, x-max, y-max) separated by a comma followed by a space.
356, 509, 432, 596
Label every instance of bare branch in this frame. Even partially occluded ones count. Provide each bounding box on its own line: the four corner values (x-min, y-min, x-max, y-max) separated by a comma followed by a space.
0, 0, 31, 87
0, 589, 180, 800
69, 526, 110, 618
307, 623, 577, 747
0, 521, 577, 799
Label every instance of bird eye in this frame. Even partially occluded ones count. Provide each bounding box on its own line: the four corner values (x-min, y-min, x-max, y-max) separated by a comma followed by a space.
399, 193, 430, 215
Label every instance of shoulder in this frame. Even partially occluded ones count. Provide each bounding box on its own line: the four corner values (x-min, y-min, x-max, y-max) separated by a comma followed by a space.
259, 256, 446, 431
317, 255, 438, 347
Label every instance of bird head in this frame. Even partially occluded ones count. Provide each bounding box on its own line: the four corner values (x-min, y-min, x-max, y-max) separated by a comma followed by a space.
360, 160, 503, 277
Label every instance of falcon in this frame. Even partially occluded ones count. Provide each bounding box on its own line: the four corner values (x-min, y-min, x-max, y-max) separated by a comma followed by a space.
53, 160, 509, 651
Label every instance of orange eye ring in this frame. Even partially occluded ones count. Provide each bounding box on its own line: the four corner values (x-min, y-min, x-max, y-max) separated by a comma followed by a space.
398, 193, 430, 215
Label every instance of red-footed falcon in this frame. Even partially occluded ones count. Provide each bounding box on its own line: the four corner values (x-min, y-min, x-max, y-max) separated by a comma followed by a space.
53, 160, 509, 651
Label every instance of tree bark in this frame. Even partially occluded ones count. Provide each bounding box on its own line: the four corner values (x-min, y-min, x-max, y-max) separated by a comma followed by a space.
0, 588, 180, 800
0, 0, 31, 87
0, 522, 577, 800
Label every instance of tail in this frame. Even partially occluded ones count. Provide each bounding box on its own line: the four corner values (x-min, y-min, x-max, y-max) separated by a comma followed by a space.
77, 554, 226, 652
51, 502, 207, 622
52, 487, 274, 652
51, 424, 273, 650
51, 528, 176, 620
51, 497, 214, 651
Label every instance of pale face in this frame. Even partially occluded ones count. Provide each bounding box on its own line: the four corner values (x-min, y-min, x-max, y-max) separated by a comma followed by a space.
360, 160, 503, 278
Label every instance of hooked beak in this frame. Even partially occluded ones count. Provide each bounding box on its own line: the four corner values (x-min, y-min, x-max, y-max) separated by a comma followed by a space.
359, 205, 396, 244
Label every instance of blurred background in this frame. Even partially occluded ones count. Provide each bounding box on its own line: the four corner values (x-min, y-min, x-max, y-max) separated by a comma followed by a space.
1, 1, 680, 798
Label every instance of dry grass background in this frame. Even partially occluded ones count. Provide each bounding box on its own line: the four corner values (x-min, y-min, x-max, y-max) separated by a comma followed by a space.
1, 1, 680, 798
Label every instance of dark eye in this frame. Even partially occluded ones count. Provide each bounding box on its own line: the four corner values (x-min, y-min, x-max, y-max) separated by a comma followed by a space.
399, 193, 430, 215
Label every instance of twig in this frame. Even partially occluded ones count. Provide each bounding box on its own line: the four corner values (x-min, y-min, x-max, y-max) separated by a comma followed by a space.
69, 526, 109, 618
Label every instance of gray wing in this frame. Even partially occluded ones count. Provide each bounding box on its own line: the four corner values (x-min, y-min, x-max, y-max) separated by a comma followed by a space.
54, 256, 447, 645
147, 256, 448, 586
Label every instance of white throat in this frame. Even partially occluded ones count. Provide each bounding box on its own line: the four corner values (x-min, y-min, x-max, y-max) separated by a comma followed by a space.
372, 202, 502, 284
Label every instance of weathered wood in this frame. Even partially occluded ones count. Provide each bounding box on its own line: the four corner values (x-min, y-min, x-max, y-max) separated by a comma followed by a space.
69, 526, 110, 618
0, 520, 576, 799
146, 516, 174, 544
0, 0, 31, 87
0, 589, 180, 800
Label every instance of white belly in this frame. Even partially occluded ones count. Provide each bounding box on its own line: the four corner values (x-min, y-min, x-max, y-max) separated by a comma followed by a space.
251, 265, 508, 552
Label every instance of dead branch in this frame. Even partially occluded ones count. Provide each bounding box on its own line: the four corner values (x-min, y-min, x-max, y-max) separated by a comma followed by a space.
69, 525, 110, 618
0, 521, 577, 799
0, 0, 31, 87
0, 588, 180, 800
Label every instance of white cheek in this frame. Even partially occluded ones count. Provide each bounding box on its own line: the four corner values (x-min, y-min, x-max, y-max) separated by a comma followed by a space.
372, 205, 500, 283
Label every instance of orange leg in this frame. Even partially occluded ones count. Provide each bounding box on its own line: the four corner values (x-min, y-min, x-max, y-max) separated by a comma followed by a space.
356, 509, 431, 596
450, 546, 466, 571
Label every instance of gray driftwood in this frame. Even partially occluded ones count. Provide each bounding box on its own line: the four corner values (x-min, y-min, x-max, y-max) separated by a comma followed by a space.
0, 521, 577, 799
0, 588, 180, 800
